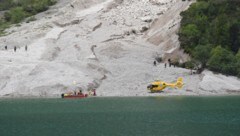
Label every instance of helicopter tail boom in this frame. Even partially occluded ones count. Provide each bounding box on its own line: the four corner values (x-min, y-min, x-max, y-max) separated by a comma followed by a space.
175, 77, 183, 89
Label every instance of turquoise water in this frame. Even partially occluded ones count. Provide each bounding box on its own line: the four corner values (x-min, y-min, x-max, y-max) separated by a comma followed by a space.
0, 96, 240, 136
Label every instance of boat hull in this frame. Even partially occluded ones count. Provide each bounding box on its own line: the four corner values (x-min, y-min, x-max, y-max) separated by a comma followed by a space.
61, 94, 88, 98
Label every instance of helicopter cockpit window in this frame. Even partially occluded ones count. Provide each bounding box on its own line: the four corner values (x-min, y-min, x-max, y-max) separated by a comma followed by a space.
152, 85, 158, 88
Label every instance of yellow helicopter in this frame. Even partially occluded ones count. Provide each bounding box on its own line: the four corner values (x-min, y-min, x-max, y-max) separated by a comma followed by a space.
147, 77, 184, 93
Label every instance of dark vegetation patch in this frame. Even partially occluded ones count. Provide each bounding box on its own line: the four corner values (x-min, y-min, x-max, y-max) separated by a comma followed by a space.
179, 0, 240, 77
0, 0, 56, 35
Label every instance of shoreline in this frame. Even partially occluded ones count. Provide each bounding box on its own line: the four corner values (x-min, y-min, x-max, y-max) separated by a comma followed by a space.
1, 93, 240, 99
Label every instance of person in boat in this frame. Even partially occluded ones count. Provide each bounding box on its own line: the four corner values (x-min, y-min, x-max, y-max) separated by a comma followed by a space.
77, 89, 83, 95
93, 89, 96, 96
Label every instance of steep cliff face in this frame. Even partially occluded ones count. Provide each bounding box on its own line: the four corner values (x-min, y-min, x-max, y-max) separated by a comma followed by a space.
0, 0, 239, 97
145, 0, 193, 63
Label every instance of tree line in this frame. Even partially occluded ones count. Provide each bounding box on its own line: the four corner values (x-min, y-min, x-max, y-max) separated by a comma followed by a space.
0, 0, 56, 35
178, 0, 240, 77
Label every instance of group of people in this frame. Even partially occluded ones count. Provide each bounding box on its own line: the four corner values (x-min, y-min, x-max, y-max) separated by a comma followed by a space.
74, 89, 83, 95
4, 45, 28, 52
88, 89, 96, 96
153, 59, 176, 68
73, 89, 96, 96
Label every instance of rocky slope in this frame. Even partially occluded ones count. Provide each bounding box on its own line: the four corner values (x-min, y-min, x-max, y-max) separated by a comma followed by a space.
0, 0, 240, 97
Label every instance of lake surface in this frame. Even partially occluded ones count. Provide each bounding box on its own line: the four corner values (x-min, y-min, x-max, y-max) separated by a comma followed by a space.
0, 96, 240, 136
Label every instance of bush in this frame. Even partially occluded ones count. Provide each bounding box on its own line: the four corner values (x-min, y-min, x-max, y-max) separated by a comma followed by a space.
8, 7, 28, 23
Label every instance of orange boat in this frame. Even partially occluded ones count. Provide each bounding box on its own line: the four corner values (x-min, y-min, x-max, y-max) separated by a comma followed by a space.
61, 93, 88, 98
61, 90, 96, 98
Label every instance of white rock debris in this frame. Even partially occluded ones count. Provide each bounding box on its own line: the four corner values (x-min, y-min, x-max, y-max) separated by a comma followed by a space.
0, 0, 240, 97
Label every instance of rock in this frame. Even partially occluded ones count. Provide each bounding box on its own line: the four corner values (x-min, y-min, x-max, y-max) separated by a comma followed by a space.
92, 22, 102, 31
53, 19, 82, 27
199, 71, 240, 94
140, 16, 153, 23
140, 26, 149, 33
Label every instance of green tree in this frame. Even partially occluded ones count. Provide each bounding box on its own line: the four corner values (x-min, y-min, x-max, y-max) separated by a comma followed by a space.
193, 45, 212, 69
179, 24, 200, 53
179, 0, 240, 77
236, 50, 240, 77
207, 46, 237, 75
229, 22, 240, 53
